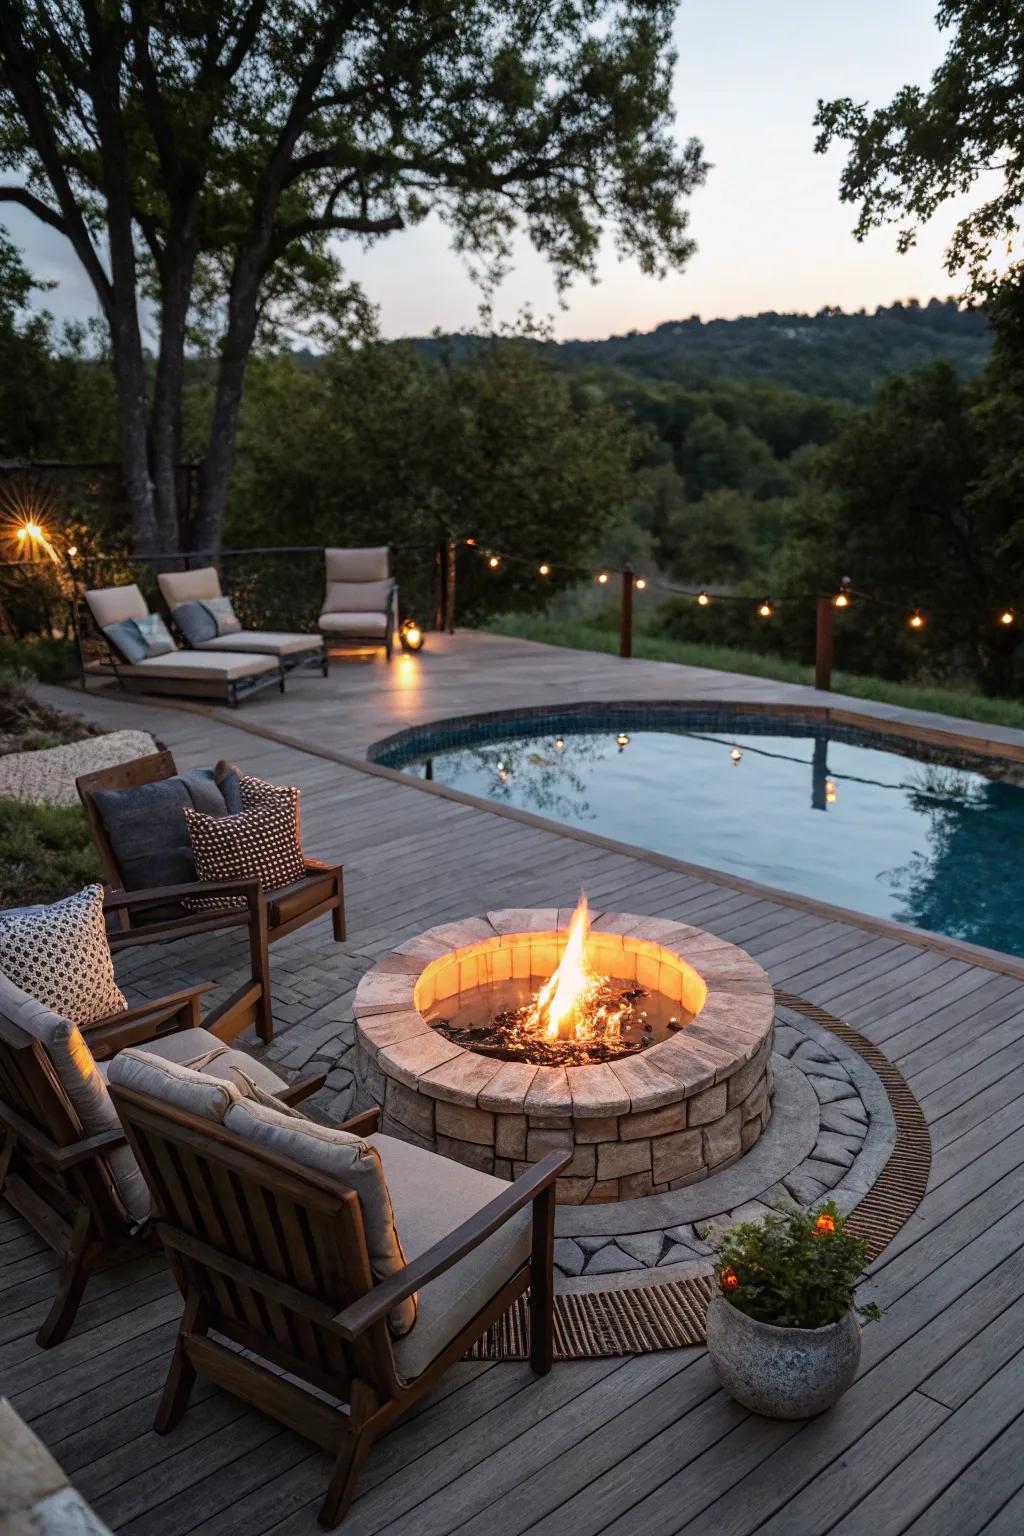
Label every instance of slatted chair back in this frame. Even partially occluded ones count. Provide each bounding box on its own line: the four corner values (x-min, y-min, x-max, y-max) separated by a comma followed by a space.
76, 750, 179, 891
111, 1083, 401, 1404
0, 1010, 127, 1243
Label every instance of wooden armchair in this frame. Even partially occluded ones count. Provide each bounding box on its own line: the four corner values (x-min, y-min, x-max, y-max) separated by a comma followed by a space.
108, 1080, 570, 1529
0, 975, 325, 1348
76, 749, 346, 1044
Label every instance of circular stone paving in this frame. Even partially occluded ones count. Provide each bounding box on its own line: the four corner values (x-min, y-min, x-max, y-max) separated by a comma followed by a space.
549, 1001, 897, 1290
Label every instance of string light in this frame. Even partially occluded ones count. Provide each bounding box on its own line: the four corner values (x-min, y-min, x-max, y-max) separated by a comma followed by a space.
635, 577, 647, 591
596, 572, 609, 585
553, 737, 565, 751
730, 747, 743, 764
758, 599, 773, 619
1000, 609, 1015, 626
697, 591, 710, 607
465, 537, 476, 546
908, 610, 925, 630
538, 563, 551, 576
487, 554, 500, 570
616, 732, 630, 750
833, 591, 849, 609
66, 544, 78, 558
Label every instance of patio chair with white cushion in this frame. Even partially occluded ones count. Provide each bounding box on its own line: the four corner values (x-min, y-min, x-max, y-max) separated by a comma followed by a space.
80, 584, 285, 707
318, 546, 398, 660
157, 566, 327, 676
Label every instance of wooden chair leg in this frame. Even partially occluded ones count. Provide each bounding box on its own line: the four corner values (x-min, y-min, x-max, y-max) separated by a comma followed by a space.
155, 1293, 205, 1434
529, 1183, 557, 1375
319, 1413, 376, 1528
249, 902, 273, 1043
332, 871, 346, 943
37, 1207, 101, 1348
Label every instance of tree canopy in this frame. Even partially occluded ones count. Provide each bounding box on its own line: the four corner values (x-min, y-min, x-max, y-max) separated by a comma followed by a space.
0, 0, 705, 552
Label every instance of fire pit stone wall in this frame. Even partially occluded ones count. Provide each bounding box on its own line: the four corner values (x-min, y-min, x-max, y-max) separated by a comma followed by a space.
353, 910, 775, 1204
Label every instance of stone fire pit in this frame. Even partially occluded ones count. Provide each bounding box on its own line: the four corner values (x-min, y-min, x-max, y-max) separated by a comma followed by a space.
353, 909, 775, 1204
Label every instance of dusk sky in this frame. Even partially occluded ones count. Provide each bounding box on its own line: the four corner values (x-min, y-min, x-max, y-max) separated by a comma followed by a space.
4, 0, 965, 342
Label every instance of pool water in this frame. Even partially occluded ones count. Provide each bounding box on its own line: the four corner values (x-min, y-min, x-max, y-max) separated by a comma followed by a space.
376, 711, 1024, 958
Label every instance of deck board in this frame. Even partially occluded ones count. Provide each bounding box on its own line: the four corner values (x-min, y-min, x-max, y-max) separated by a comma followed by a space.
6, 647, 1024, 1533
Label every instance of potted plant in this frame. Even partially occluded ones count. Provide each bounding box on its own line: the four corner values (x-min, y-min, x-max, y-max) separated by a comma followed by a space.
706, 1201, 881, 1418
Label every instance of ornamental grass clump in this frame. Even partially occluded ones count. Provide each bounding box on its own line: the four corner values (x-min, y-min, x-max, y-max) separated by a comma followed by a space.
714, 1202, 882, 1330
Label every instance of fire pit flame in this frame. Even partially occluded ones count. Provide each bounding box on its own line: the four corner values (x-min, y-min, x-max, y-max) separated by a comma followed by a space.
526, 894, 624, 1043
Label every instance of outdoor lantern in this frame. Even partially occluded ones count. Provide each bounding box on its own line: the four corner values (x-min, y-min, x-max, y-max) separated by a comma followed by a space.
400, 619, 425, 652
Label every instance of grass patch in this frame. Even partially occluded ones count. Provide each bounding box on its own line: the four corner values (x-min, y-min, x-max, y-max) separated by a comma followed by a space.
488, 615, 1024, 733
0, 799, 102, 907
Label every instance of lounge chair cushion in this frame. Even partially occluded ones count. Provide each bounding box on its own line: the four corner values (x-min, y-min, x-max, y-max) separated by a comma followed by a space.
86, 583, 149, 628
158, 567, 222, 607
0, 885, 126, 1025
318, 611, 390, 638
369, 1133, 532, 1382
324, 547, 390, 583
172, 600, 220, 646
0, 969, 148, 1221
224, 1099, 417, 1336
321, 579, 395, 615
92, 766, 241, 890
194, 631, 323, 658
112, 650, 279, 682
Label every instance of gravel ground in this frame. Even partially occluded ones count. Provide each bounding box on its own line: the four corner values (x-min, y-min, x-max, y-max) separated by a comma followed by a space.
0, 730, 157, 806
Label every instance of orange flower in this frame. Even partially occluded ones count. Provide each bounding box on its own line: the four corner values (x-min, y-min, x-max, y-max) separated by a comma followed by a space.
720, 1266, 739, 1292
815, 1212, 836, 1234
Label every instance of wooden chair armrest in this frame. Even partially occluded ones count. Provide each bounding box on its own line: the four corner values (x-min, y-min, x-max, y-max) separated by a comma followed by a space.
82, 984, 214, 1058
104, 878, 264, 912
333, 1150, 570, 1341
334, 1107, 381, 1136
301, 858, 342, 879
1, 1102, 128, 1170
276, 1072, 327, 1106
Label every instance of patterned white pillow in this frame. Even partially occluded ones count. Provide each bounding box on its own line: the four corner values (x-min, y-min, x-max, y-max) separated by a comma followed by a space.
0, 884, 126, 1025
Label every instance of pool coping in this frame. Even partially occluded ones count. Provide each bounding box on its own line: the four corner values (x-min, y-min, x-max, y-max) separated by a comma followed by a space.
49, 684, 1024, 983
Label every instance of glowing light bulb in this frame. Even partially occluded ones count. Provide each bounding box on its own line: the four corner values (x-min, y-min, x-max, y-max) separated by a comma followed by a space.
16, 527, 26, 540
488, 554, 500, 569
697, 591, 710, 607
538, 562, 551, 576
596, 572, 609, 585
496, 760, 506, 772
635, 577, 647, 591
833, 592, 849, 608
616, 732, 630, 750
758, 600, 773, 619
730, 747, 743, 764
553, 737, 565, 751
1000, 609, 1015, 626
908, 610, 925, 630
465, 537, 476, 546
67, 545, 78, 558
825, 778, 837, 804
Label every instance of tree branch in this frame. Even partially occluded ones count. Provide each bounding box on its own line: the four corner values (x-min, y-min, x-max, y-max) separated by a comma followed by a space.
0, 184, 69, 236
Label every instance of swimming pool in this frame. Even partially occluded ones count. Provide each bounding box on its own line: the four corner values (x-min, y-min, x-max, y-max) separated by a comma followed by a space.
373, 707, 1024, 958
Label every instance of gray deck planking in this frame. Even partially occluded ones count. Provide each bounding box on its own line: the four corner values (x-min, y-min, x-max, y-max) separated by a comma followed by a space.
4, 651, 1024, 1532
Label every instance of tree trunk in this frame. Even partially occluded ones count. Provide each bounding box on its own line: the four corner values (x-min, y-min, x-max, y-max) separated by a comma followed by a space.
194, 255, 263, 553
149, 245, 197, 552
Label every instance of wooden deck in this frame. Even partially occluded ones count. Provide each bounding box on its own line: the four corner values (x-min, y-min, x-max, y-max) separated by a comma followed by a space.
5, 636, 1024, 1534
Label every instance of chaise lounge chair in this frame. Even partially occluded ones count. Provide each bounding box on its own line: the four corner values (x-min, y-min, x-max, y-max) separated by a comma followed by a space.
0, 970, 323, 1346
78, 583, 285, 707
318, 546, 398, 661
109, 1057, 569, 1528
156, 566, 327, 676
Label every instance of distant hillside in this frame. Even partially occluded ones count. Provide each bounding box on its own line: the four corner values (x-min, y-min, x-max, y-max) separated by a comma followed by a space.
412, 298, 991, 404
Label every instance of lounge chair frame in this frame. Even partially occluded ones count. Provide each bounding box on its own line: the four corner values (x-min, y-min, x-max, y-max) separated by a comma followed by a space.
76, 750, 347, 1045
108, 1089, 568, 1529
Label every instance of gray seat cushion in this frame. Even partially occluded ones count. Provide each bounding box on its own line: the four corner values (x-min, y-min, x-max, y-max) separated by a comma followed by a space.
369, 1133, 531, 1382
195, 631, 323, 657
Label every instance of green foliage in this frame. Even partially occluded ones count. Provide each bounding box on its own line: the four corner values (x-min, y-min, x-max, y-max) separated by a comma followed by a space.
0, 799, 101, 907
714, 1202, 881, 1329
0, 639, 78, 684
816, 4, 1024, 300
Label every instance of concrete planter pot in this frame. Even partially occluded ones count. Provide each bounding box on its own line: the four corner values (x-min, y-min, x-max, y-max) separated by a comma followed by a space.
706, 1293, 861, 1418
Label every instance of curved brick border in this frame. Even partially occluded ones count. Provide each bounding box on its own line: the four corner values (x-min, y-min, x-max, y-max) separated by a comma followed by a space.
353, 909, 775, 1202
466, 989, 931, 1358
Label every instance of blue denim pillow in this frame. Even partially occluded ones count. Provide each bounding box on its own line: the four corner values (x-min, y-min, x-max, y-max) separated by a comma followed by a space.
93, 770, 236, 891
103, 620, 149, 664
134, 613, 175, 656
173, 600, 219, 646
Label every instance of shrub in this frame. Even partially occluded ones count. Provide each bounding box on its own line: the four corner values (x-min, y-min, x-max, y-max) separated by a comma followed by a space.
713, 1201, 882, 1329
0, 636, 78, 683
0, 799, 102, 907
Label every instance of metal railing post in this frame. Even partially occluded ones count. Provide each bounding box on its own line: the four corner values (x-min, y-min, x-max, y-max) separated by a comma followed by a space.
620, 564, 634, 659
815, 595, 835, 692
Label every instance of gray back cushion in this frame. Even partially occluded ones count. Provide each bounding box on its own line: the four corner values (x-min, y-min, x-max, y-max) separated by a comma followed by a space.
103, 619, 150, 664
173, 601, 219, 646
92, 766, 239, 890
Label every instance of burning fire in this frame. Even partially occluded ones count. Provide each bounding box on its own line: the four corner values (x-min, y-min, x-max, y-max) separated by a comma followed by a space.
525, 895, 626, 1043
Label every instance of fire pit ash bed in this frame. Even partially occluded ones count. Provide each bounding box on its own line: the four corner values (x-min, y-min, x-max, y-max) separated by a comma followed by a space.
353, 901, 775, 1204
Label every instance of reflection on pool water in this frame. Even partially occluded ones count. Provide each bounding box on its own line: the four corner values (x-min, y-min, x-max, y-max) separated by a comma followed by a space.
374, 710, 1024, 959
